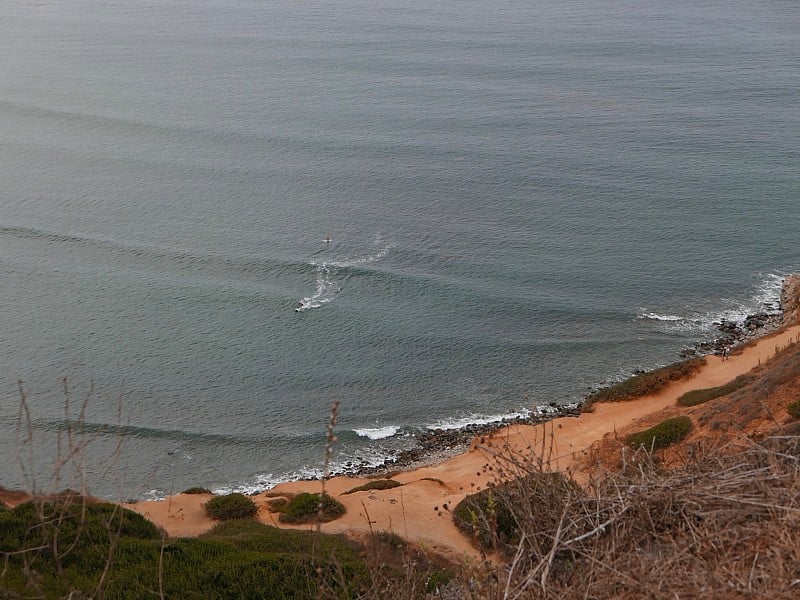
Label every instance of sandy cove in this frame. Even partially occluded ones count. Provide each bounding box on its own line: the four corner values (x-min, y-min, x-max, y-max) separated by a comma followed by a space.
127, 323, 800, 559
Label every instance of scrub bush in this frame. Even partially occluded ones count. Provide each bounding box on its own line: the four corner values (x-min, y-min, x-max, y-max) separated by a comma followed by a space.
788, 399, 800, 419
585, 358, 705, 406
182, 486, 212, 494
626, 416, 692, 450
0, 501, 367, 599
452, 472, 580, 555
278, 493, 345, 524
677, 374, 754, 407
204, 493, 258, 521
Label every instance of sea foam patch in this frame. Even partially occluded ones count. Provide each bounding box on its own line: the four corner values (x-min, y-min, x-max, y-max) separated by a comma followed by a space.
426, 409, 532, 431
354, 425, 400, 440
638, 273, 786, 333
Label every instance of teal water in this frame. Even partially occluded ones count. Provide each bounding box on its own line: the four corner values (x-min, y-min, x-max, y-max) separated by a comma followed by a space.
0, 0, 798, 498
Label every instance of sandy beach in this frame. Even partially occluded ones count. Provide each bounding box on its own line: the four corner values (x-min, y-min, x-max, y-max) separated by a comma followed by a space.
127, 321, 800, 558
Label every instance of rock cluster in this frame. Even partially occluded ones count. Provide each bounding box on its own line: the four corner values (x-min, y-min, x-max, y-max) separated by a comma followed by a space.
349, 404, 582, 477
681, 274, 799, 358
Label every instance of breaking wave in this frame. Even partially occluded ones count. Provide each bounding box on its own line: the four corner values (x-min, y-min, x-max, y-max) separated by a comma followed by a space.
637, 273, 785, 332
354, 425, 401, 440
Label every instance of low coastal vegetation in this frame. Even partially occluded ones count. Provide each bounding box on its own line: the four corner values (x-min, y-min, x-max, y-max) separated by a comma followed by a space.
626, 416, 692, 450
584, 357, 705, 407
277, 492, 346, 524
181, 486, 212, 495
343, 479, 403, 495
5, 434, 800, 598
204, 492, 258, 521
0, 501, 369, 599
676, 374, 755, 407
452, 486, 516, 553
452, 472, 579, 556
788, 399, 800, 419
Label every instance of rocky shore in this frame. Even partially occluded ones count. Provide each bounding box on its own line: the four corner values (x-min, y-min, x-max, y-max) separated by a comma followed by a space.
348, 403, 582, 477
679, 276, 799, 358
682, 309, 784, 357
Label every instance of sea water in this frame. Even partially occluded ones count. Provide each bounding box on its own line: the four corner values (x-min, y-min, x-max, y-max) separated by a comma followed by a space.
0, 0, 798, 499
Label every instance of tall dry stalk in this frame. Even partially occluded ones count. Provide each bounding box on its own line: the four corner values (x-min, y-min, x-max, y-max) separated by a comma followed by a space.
318, 399, 340, 533
8, 380, 142, 598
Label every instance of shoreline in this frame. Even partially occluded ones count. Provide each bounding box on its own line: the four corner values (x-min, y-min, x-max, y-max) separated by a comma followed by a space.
124, 275, 800, 557
125, 321, 800, 556
126, 277, 796, 501
341, 403, 582, 479
273, 289, 789, 486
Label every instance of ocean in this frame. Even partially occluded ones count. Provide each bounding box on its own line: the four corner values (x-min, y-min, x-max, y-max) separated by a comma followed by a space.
0, 0, 797, 499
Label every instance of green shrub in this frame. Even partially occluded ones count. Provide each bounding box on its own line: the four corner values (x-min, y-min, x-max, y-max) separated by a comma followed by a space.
0, 500, 161, 596
627, 416, 692, 451
420, 477, 445, 485
452, 472, 579, 555
788, 399, 800, 419
585, 358, 706, 406
426, 569, 453, 593
204, 518, 361, 558
204, 493, 258, 521
343, 479, 403, 494
452, 487, 516, 551
0, 504, 368, 599
278, 493, 346, 524
677, 374, 754, 407
1, 500, 159, 550
182, 486, 212, 494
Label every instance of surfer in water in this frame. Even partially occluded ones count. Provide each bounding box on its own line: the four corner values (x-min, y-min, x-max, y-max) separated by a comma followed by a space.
325, 235, 331, 243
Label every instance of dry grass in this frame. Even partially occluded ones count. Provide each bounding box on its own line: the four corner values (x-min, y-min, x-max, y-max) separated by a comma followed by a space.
439, 434, 800, 599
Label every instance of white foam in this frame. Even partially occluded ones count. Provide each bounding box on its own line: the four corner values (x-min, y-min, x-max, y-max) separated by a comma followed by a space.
212, 466, 325, 496
296, 243, 394, 311
637, 273, 786, 333
147, 402, 579, 500
531, 402, 580, 416
295, 264, 340, 311
331, 447, 397, 473
425, 402, 579, 432
210, 451, 402, 495
142, 488, 169, 501
321, 243, 394, 270
640, 313, 684, 322
354, 425, 400, 440
427, 409, 531, 431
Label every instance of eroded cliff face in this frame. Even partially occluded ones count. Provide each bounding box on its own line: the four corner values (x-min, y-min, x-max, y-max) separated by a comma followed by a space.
781, 274, 800, 325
